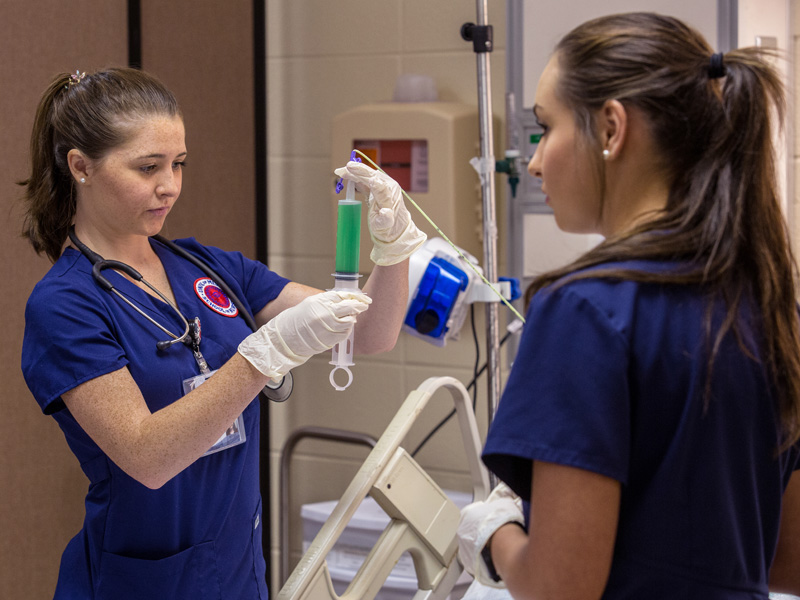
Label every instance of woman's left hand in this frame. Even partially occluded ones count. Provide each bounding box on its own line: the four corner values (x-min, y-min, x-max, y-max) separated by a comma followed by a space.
457, 482, 525, 588
334, 160, 426, 266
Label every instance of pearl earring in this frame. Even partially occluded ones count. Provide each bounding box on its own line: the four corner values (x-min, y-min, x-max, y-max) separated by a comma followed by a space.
80, 177, 86, 183
602, 149, 610, 160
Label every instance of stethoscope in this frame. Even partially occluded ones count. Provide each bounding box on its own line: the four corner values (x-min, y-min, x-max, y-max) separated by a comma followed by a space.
68, 227, 293, 402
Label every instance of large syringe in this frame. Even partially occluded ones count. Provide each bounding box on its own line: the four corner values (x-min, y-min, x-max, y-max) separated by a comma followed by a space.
330, 164, 362, 391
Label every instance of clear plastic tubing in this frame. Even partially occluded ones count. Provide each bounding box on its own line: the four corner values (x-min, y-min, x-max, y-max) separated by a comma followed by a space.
330, 179, 361, 391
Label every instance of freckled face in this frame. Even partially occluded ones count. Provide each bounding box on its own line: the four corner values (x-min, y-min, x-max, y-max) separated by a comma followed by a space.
78, 115, 187, 239
527, 57, 601, 234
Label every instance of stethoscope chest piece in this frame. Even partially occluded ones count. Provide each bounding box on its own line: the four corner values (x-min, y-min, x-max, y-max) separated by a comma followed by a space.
263, 371, 293, 403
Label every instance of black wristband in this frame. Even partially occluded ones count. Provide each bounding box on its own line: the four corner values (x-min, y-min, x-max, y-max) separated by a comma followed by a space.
480, 521, 525, 583
481, 543, 503, 582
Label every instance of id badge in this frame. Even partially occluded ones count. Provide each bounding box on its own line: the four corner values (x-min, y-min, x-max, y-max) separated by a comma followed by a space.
182, 370, 247, 457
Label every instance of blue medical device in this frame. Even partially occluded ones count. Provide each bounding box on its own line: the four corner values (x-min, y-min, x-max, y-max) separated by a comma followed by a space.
405, 257, 470, 339
404, 237, 520, 346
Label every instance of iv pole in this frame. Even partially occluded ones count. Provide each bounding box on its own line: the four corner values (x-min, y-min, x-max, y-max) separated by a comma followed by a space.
461, 2, 501, 462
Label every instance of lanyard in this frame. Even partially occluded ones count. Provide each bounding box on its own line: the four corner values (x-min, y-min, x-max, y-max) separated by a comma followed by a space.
187, 318, 211, 374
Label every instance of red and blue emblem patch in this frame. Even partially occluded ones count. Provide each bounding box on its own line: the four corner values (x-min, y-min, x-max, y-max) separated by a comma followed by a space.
194, 278, 238, 317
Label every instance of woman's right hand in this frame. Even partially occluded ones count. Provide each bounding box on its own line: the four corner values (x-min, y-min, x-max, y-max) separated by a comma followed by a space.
334, 161, 426, 266
238, 290, 372, 379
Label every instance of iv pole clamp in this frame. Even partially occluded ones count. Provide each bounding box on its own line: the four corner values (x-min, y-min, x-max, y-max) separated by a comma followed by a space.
462, 3, 502, 491
460, 22, 494, 54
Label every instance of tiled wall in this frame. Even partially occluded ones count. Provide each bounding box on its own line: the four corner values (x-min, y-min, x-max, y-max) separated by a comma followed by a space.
266, 0, 508, 588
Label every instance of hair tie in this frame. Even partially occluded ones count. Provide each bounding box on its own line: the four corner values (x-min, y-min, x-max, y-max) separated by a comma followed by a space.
708, 53, 726, 79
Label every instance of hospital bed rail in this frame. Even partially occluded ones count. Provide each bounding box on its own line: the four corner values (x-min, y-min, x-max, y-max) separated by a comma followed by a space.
277, 376, 491, 600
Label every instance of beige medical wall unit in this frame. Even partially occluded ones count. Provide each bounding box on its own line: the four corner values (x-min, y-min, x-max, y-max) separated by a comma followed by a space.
332, 102, 485, 261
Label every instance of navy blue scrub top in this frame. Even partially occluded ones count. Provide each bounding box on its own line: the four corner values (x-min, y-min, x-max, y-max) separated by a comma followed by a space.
22, 238, 290, 600
483, 260, 800, 600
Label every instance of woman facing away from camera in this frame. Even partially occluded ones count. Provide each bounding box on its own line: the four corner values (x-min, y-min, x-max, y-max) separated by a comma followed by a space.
457, 12, 800, 600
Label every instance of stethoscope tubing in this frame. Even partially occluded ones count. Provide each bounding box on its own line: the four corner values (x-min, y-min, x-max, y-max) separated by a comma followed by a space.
69, 230, 192, 350
152, 235, 257, 331
102, 266, 192, 348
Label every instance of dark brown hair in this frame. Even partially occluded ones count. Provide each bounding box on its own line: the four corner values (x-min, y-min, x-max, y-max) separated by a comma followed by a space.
19, 67, 181, 262
525, 12, 800, 448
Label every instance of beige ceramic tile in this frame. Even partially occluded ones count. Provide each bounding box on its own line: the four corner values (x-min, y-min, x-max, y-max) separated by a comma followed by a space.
268, 55, 402, 158
265, 255, 333, 292
263, 254, 289, 278
274, 357, 406, 447
403, 323, 485, 369
267, 156, 337, 259
401, 51, 506, 118
267, 0, 402, 59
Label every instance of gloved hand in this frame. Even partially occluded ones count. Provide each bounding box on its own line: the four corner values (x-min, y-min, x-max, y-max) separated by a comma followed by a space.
238, 290, 372, 379
334, 161, 427, 266
457, 482, 525, 588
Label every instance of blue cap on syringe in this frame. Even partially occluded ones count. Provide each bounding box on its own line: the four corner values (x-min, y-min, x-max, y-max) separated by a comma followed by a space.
335, 150, 362, 193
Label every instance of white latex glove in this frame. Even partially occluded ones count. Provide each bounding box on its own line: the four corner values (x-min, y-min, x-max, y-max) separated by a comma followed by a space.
238, 290, 371, 379
457, 482, 525, 588
461, 579, 513, 600
334, 161, 427, 266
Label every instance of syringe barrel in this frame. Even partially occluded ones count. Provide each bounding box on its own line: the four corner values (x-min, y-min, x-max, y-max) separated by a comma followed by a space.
335, 182, 361, 274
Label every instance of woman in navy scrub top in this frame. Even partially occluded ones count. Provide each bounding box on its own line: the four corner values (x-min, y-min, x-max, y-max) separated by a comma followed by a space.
456, 13, 800, 600
19, 68, 425, 600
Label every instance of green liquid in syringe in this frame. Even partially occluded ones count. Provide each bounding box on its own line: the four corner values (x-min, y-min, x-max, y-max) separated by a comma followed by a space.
335, 200, 361, 273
